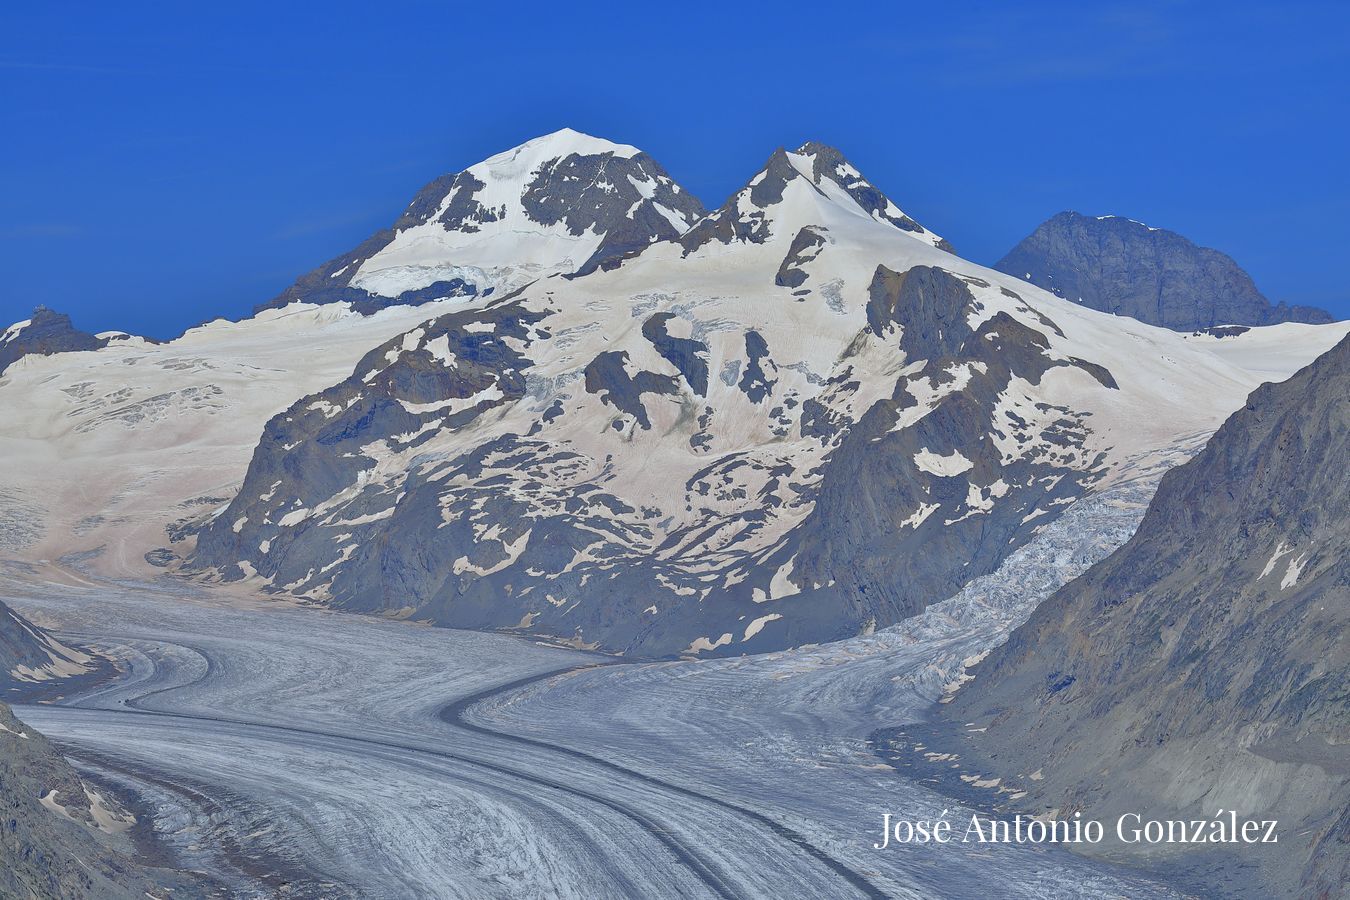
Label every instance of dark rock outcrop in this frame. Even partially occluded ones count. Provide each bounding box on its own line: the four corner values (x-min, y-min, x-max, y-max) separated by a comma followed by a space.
994, 212, 1334, 330
0, 307, 110, 376
0, 701, 205, 898
928, 334, 1350, 898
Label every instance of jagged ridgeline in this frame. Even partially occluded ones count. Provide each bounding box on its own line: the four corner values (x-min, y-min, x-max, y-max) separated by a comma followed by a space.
184, 130, 1306, 658
256, 128, 707, 315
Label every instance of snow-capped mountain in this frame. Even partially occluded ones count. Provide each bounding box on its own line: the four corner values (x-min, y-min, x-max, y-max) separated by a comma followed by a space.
257, 128, 706, 314
995, 211, 1335, 330
183, 134, 1349, 658
0, 132, 702, 576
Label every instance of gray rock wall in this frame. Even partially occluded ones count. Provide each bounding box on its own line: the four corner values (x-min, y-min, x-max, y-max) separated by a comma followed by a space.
994, 212, 1334, 330
934, 335, 1350, 898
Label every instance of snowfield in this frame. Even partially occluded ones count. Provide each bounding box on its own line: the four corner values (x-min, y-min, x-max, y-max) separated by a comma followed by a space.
0, 299, 485, 574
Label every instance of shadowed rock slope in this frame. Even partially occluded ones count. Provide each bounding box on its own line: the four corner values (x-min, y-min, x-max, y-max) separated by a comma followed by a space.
995, 212, 1334, 330
1, 598, 100, 696
0, 603, 207, 898
0, 307, 112, 377
934, 334, 1350, 898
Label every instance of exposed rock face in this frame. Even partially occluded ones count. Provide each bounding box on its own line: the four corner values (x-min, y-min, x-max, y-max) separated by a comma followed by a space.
257, 128, 706, 314
1, 598, 98, 694
0, 307, 110, 376
0, 701, 196, 899
934, 335, 1350, 898
180, 138, 1334, 660
0, 607, 198, 897
994, 211, 1334, 330
793, 267, 1115, 627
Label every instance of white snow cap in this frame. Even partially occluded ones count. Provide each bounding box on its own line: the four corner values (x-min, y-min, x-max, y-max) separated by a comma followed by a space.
470, 128, 643, 173
349, 128, 663, 297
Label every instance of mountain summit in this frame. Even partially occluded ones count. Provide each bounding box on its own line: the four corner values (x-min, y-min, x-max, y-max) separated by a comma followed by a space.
994, 211, 1334, 330
677, 141, 951, 258
259, 128, 706, 314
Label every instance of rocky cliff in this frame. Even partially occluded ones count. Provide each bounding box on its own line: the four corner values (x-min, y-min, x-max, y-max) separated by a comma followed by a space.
994, 212, 1334, 330
930, 334, 1350, 897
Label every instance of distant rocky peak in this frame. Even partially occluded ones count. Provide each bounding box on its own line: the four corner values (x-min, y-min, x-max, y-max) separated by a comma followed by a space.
679, 142, 950, 255
0, 306, 111, 376
994, 210, 1335, 330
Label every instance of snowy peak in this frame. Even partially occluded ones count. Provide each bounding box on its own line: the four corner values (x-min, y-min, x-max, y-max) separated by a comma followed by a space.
678, 142, 949, 255
789, 142, 951, 250
260, 129, 705, 313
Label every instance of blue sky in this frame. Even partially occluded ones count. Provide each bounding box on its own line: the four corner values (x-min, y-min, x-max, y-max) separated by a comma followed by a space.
3, 1, 1347, 338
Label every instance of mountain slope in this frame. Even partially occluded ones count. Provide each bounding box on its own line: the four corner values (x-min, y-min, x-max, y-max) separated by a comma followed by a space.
933, 334, 1350, 898
994, 212, 1334, 330
186, 141, 1348, 658
0, 301, 496, 575
257, 128, 706, 314
2, 598, 98, 695
0, 700, 205, 898
0, 604, 197, 898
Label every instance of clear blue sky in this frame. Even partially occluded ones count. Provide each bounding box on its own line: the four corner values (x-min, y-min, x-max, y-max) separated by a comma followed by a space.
3, 1, 1347, 338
